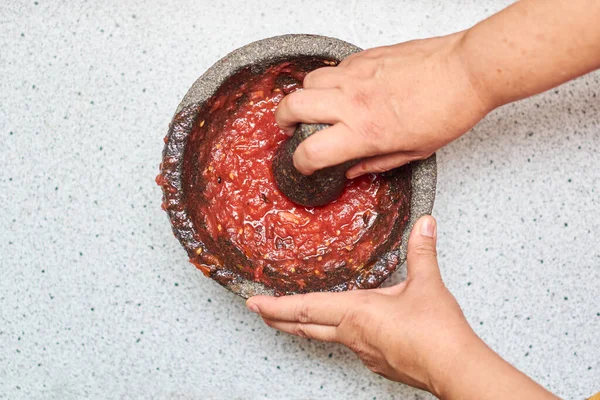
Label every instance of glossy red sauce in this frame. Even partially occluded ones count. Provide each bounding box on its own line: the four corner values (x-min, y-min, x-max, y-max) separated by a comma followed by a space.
172, 57, 408, 293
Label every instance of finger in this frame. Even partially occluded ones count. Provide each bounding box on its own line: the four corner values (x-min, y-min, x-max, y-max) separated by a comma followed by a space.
246, 292, 353, 326
303, 67, 348, 89
406, 215, 441, 282
275, 88, 345, 135
293, 123, 377, 175
262, 318, 338, 342
346, 151, 421, 179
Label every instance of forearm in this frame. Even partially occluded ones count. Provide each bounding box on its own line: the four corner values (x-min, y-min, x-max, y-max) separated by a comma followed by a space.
431, 335, 558, 399
459, 0, 600, 109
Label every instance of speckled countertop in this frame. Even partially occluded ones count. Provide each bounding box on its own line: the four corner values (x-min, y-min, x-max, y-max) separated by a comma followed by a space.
1, 1, 598, 399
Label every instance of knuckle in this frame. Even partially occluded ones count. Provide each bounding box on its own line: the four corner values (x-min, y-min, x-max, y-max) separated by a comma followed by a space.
293, 324, 309, 338
349, 88, 371, 111
361, 49, 379, 60
368, 57, 388, 79
346, 309, 363, 327
339, 308, 362, 331
298, 139, 325, 169
284, 90, 305, 111
294, 302, 312, 324
358, 119, 386, 148
338, 297, 370, 329
303, 71, 316, 88
363, 46, 388, 59
359, 291, 376, 306
340, 53, 358, 67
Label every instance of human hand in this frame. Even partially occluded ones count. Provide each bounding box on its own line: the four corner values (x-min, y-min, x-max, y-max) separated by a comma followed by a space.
246, 215, 478, 394
247, 215, 558, 399
276, 0, 600, 181
275, 32, 491, 178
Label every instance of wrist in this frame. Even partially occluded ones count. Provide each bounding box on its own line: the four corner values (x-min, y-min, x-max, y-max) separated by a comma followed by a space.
427, 329, 558, 400
426, 329, 491, 399
453, 28, 505, 113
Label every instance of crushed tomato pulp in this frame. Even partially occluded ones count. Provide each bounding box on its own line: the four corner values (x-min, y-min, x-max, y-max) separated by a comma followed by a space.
174, 57, 409, 293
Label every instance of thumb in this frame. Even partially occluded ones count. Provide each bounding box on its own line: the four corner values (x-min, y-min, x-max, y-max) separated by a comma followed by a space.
406, 215, 441, 281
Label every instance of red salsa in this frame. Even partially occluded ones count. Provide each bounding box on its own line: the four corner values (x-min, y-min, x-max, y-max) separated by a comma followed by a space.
162, 57, 411, 294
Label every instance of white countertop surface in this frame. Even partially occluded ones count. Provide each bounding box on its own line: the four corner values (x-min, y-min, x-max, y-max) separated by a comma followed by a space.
1, 0, 598, 399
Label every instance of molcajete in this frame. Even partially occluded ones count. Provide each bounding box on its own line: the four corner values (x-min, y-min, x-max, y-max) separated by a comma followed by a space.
157, 34, 437, 298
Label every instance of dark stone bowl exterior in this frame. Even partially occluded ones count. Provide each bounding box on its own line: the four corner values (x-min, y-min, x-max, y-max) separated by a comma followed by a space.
159, 34, 437, 298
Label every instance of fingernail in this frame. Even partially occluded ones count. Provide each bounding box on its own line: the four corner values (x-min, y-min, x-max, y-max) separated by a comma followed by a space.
246, 301, 260, 313
420, 216, 436, 238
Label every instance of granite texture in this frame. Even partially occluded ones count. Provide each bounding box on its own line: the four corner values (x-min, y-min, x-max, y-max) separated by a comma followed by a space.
1, 1, 599, 399
162, 34, 436, 297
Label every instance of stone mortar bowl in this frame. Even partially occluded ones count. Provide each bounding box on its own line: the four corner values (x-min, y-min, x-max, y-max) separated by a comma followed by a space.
159, 34, 437, 298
